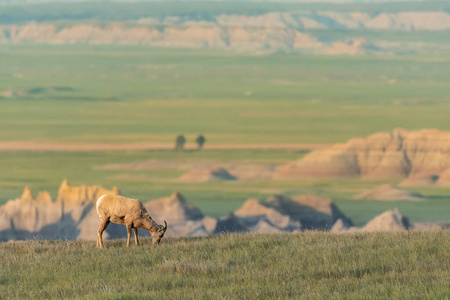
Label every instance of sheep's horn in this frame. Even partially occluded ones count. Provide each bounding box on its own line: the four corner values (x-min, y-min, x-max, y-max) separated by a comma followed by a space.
163, 220, 168, 231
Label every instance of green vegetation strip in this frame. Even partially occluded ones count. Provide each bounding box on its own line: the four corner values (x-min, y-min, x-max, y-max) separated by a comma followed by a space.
0, 231, 448, 299
1, 46, 450, 144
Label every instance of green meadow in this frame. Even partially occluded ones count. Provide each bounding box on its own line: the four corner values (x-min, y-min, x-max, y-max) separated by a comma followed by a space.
1, 231, 448, 299
1, 45, 450, 144
1, 1, 449, 298
1, 45, 450, 225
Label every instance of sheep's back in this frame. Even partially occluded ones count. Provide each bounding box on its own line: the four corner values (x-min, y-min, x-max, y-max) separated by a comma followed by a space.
96, 194, 143, 217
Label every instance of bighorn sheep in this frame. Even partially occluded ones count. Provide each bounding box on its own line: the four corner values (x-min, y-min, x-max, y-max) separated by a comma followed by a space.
96, 194, 167, 248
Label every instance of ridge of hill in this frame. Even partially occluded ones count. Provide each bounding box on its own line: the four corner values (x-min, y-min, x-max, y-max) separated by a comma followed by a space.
275, 129, 450, 186
1, 10, 450, 53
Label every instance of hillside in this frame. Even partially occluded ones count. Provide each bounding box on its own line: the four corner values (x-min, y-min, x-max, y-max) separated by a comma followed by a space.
275, 129, 450, 185
1, 1, 450, 54
0, 231, 448, 299
353, 184, 424, 201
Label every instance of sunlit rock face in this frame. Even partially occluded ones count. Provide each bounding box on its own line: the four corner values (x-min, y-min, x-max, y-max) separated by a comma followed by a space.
0, 181, 119, 241
361, 209, 411, 232
275, 129, 450, 186
3, 11, 450, 53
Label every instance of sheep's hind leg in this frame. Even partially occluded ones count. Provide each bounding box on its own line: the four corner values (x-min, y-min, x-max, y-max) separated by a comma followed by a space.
126, 224, 132, 247
133, 228, 139, 246
97, 218, 110, 248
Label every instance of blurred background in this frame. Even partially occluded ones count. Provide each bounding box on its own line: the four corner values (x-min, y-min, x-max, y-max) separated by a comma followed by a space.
0, 0, 449, 234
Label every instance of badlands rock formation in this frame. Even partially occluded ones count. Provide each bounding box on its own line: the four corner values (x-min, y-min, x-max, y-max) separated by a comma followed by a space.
1, 10, 449, 53
275, 129, 450, 186
4, 11, 448, 54
234, 198, 295, 230
0, 183, 438, 241
144, 192, 204, 224
0, 21, 372, 54
144, 192, 213, 237
331, 209, 411, 233
353, 184, 424, 201
214, 11, 450, 31
362, 209, 411, 232
57, 179, 120, 213
0, 22, 389, 54
211, 213, 249, 234
0, 181, 120, 241
0, 187, 60, 235
142, 193, 249, 237
159, 193, 354, 236
270, 194, 353, 229
235, 194, 352, 232
177, 168, 237, 183
0, 183, 354, 240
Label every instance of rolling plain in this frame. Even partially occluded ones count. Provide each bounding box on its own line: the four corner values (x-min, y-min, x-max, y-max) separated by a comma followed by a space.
1, 45, 450, 225
1, 1, 450, 298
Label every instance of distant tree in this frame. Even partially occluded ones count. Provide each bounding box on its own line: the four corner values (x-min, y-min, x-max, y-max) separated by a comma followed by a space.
175, 135, 186, 151
196, 134, 206, 150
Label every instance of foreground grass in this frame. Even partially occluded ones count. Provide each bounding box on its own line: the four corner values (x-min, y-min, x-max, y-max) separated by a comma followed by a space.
0, 231, 448, 299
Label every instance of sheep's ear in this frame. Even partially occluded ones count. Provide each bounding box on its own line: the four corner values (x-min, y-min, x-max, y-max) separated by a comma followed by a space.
140, 210, 144, 217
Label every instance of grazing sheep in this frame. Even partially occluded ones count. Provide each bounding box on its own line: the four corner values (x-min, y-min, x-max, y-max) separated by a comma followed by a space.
96, 194, 167, 248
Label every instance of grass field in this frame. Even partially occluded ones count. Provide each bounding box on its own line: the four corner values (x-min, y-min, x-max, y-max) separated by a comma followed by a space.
1, 45, 450, 225
0, 231, 448, 299
1, 45, 450, 144
1, 2, 450, 298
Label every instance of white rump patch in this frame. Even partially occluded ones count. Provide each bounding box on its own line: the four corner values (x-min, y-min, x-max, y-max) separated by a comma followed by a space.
96, 194, 107, 216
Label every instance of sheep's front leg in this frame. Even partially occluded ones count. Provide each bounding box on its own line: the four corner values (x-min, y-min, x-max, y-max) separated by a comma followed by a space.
97, 218, 110, 248
133, 228, 139, 246
126, 224, 132, 247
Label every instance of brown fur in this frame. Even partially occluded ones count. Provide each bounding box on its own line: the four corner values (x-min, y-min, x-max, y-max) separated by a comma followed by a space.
96, 194, 167, 248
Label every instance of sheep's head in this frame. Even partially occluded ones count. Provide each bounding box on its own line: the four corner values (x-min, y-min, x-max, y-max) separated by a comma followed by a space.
151, 220, 167, 245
